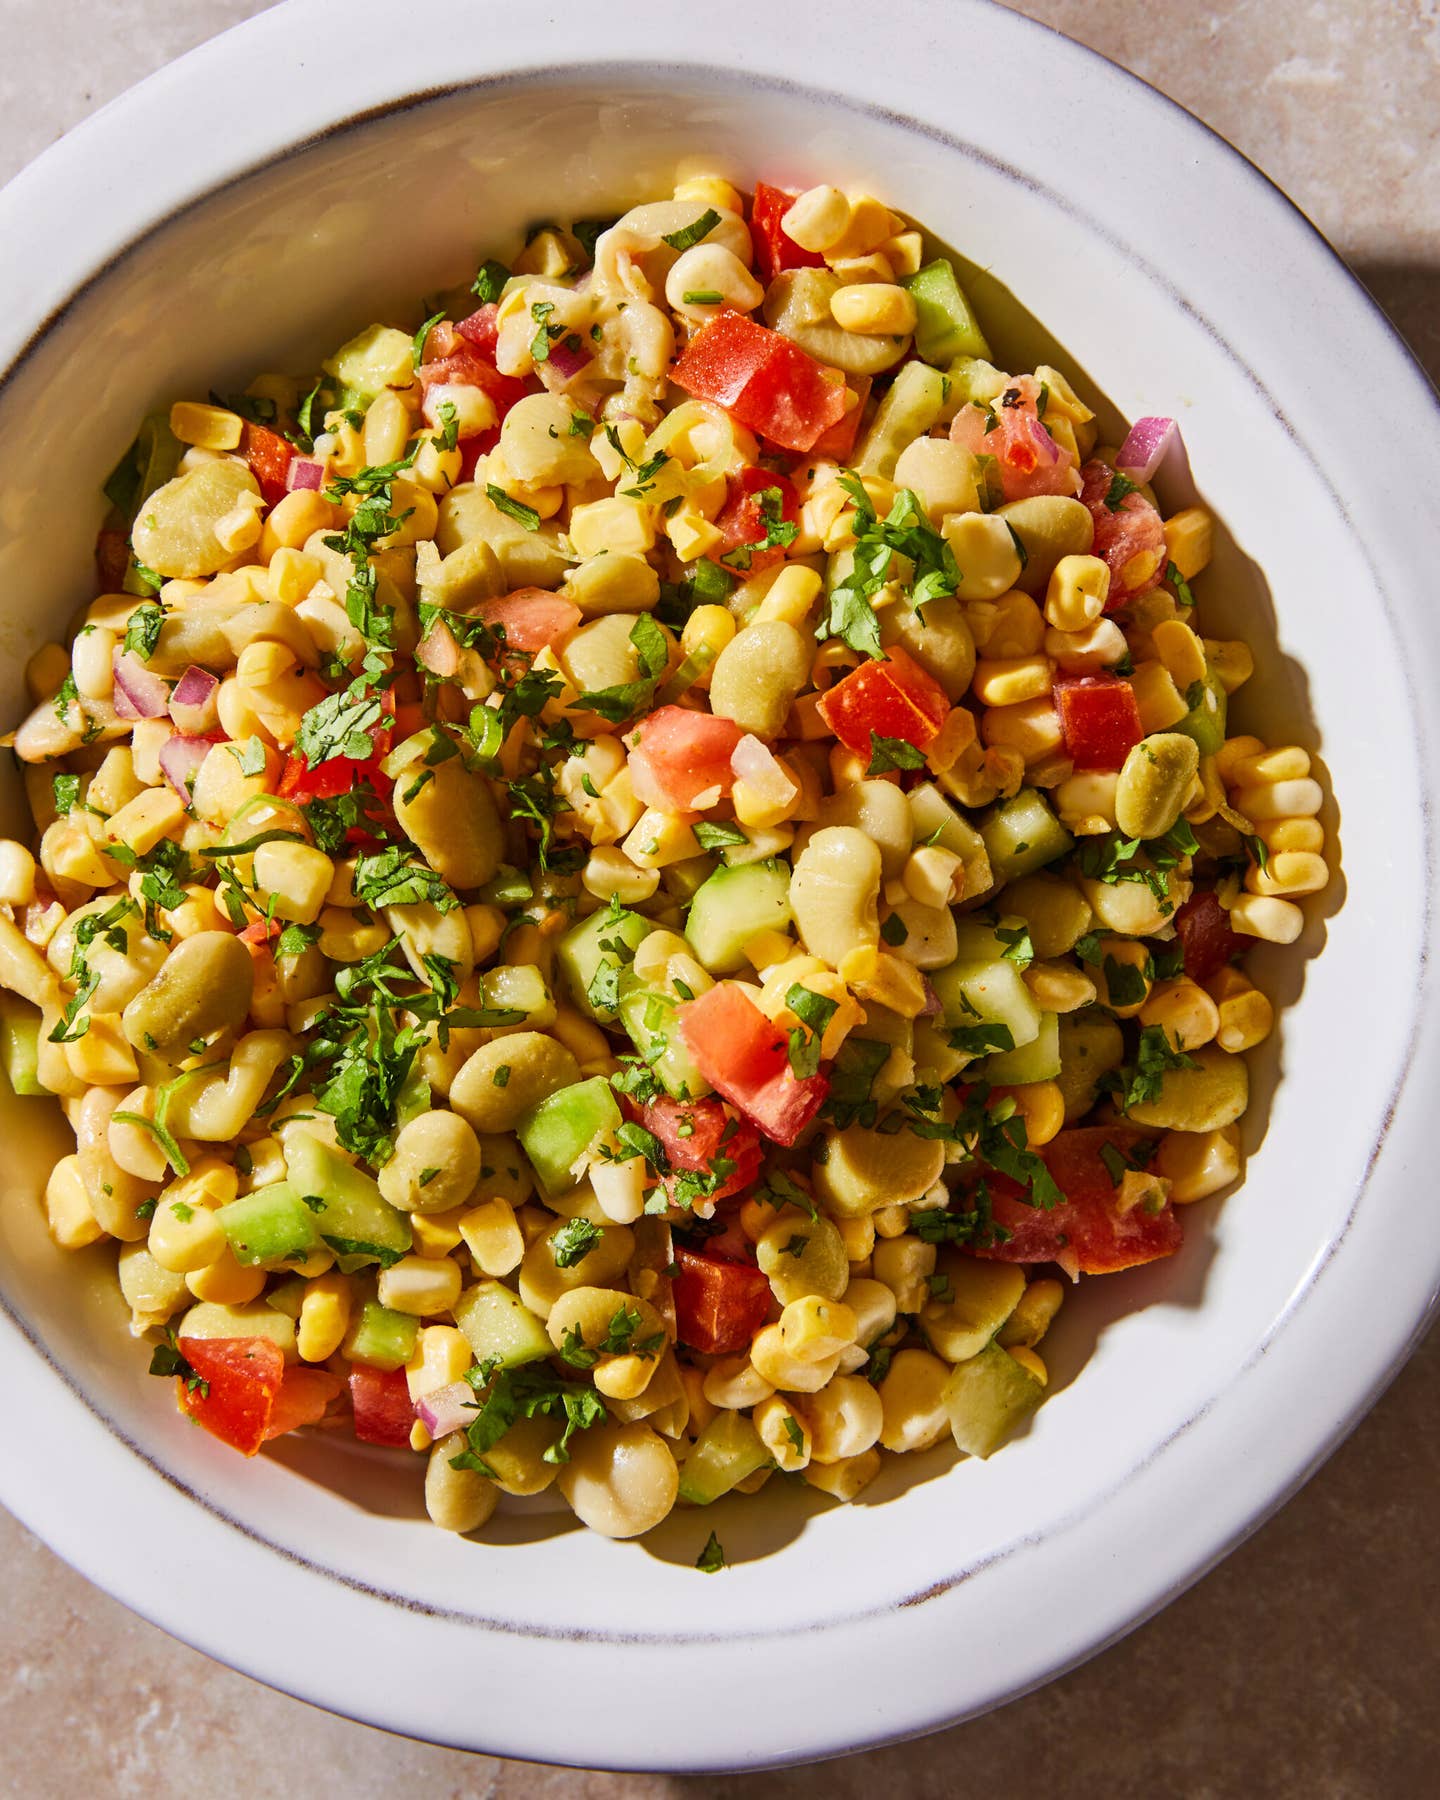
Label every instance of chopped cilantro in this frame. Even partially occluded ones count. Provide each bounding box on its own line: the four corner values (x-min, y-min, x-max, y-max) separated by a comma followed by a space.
661, 209, 721, 252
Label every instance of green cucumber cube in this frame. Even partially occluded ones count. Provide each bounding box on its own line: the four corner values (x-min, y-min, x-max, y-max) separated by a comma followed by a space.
676, 1410, 770, 1506
980, 788, 1074, 885
907, 783, 994, 898
853, 361, 947, 479
454, 1279, 552, 1369
344, 1299, 420, 1371
1172, 669, 1228, 757
517, 1075, 621, 1198
556, 906, 652, 1021
685, 859, 792, 974
930, 953, 1042, 1053
943, 1341, 1043, 1458
283, 1130, 412, 1267
0, 994, 48, 1097
215, 1183, 322, 1268
617, 976, 712, 1100
977, 1011, 1061, 1084
901, 259, 992, 365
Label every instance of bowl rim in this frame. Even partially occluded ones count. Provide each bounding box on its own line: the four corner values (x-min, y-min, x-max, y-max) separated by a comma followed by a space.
1, 0, 1438, 1770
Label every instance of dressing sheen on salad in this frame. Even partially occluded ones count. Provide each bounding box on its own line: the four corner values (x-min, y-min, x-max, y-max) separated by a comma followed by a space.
0, 172, 1329, 1551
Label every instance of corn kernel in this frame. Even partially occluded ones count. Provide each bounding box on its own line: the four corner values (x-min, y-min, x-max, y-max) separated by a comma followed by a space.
1152, 619, 1208, 691
827, 194, 898, 259
1129, 660, 1189, 733
781, 185, 851, 253
410, 1207, 469, 1258
1227, 892, 1303, 944
460, 1197, 525, 1277
980, 696, 1063, 763
297, 1272, 352, 1362
971, 656, 1053, 708
63, 1013, 138, 1085
1008, 1346, 1048, 1386
754, 564, 823, 627
621, 807, 702, 869
1231, 778, 1323, 821
186, 1247, 266, 1305
169, 401, 244, 451
1044, 554, 1110, 631
1163, 507, 1213, 581
830, 283, 917, 337
996, 1277, 1064, 1348
45, 1154, 105, 1250
1138, 977, 1220, 1051
404, 1322, 473, 1399
568, 496, 655, 558
1255, 817, 1324, 856
252, 841, 335, 925
1155, 1125, 1241, 1202
879, 231, 924, 277
377, 1253, 463, 1317
665, 508, 724, 562
1244, 849, 1328, 899
100, 788, 186, 858
1204, 639, 1254, 694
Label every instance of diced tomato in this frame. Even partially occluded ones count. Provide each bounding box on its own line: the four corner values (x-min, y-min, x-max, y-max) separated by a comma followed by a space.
633, 1095, 764, 1205
949, 375, 1077, 503
1079, 459, 1167, 606
807, 374, 871, 462
278, 752, 372, 801
972, 1126, 1183, 1277
475, 588, 582, 653
96, 527, 130, 591
676, 982, 829, 1147
418, 322, 534, 425
459, 430, 500, 480
749, 181, 828, 284
816, 648, 951, 757
1054, 674, 1144, 771
264, 1366, 344, 1441
672, 310, 847, 455
670, 1246, 773, 1354
242, 423, 296, 507
350, 1365, 416, 1448
176, 1337, 286, 1457
714, 468, 800, 576
626, 704, 744, 811
1175, 889, 1243, 984
455, 303, 500, 358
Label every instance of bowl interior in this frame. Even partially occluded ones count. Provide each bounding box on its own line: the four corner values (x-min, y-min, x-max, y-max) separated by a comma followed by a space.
0, 52, 1425, 1756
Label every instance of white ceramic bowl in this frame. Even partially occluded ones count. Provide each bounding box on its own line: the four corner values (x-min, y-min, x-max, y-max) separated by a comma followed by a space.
1, 0, 1437, 1771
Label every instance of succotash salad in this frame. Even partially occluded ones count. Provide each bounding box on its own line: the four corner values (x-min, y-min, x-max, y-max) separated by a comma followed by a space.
0, 173, 1328, 1555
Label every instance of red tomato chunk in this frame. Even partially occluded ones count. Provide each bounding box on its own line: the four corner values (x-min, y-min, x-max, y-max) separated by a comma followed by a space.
671, 1246, 772, 1354
242, 423, 295, 506
1054, 674, 1143, 770
626, 705, 744, 812
817, 649, 950, 757
972, 1126, 1183, 1277
175, 1336, 340, 1457
672, 310, 847, 454
634, 1095, 763, 1205
676, 982, 828, 1147
715, 468, 800, 575
749, 181, 828, 284
350, 1365, 417, 1448
1175, 889, 1243, 984
475, 588, 582, 653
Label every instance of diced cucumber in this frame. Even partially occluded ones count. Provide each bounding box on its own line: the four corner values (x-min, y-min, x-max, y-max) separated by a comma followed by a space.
943, 354, 1008, 410
179, 1299, 297, 1360
676, 1410, 770, 1505
0, 994, 48, 1097
265, 1276, 308, 1319
1055, 1009, 1125, 1122
344, 1299, 420, 1371
283, 1130, 412, 1267
976, 1011, 1060, 1085
900, 259, 992, 365
617, 974, 712, 1100
907, 782, 993, 898
931, 952, 1042, 1052
556, 905, 652, 1021
517, 1075, 621, 1198
215, 1183, 322, 1268
980, 788, 1074, 885
921, 1258, 1026, 1363
853, 361, 948, 479
1172, 669, 1227, 757
323, 323, 415, 400
685, 859, 792, 974
454, 1279, 552, 1370
943, 1341, 1043, 1458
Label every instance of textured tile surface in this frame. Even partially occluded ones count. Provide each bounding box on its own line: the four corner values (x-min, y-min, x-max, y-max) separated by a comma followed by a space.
1, 3, 1437, 1794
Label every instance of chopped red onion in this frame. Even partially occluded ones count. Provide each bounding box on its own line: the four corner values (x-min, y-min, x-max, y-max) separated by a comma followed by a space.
415, 1380, 477, 1440
168, 665, 220, 736
416, 618, 460, 679
545, 337, 592, 383
1116, 416, 1178, 482
286, 457, 325, 492
111, 649, 170, 720
731, 734, 798, 807
920, 978, 943, 1018
158, 733, 212, 800
1029, 417, 1061, 464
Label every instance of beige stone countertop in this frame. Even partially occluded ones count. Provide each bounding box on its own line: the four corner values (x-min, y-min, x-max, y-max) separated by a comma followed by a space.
1, 2, 1437, 1793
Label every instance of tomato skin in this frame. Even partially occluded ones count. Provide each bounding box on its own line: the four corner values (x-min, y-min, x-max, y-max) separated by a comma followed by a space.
96, 527, 130, 591
350, 1365, 417, 1448
1054, 674, 1144, 770
749, 181, 827, 284
672, 310, 847, 454
1175, 889, 1243, 984
176, 1337, 286, 1456
1079, 459, 1167, 606
972, 1126, 1183, 1276
265, 1366, 343, 1440
418, 322, 534, 424
808, 374, 871, 462
671, 1246, 772, 1354
242, 423, 295, 507
676, 982, 829, 1147
714, 468, 799, 575
475, 589, 582, 652
817, 649, 951, 756
634, 1095, 764, 1205
455, 303, 500, 358
626, 704, 744, 812
949, 375, 1076, 503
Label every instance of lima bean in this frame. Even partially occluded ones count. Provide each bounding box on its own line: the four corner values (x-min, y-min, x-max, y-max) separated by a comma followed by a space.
449, 1032, 581, 1135
708, 621, 812, 739
997, 496, 1095, 597
131, 462, 262, 579
122, 931, 254, 1060
1115, 732, 1200, 840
